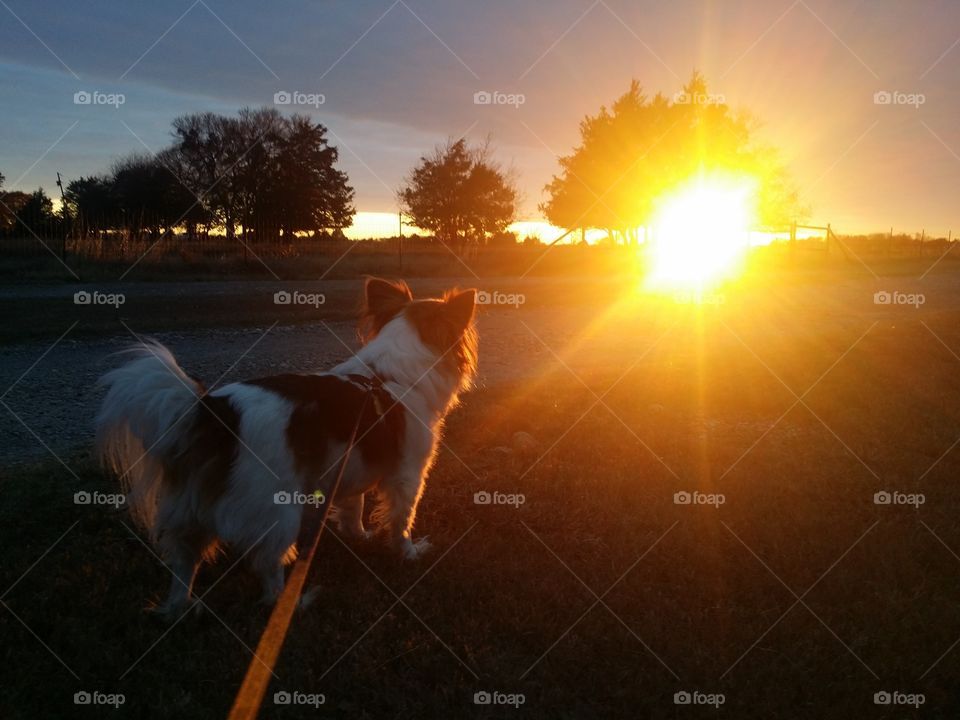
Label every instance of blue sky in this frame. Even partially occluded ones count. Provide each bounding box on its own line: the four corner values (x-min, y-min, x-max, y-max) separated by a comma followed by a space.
2, 0, 960, 232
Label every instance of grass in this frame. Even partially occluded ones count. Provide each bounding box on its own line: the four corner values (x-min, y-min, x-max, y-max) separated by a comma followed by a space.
3, 296, 960, 718
0, 239, 633, 284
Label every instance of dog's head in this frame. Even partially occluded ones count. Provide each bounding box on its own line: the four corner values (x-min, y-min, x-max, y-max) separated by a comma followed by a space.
360, 277, 478, 391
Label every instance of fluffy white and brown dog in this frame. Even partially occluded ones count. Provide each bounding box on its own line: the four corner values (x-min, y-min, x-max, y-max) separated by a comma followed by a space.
96, 278, 477, 614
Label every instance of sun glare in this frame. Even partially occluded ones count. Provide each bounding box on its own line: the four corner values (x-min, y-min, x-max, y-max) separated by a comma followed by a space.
646, 175, 757, 289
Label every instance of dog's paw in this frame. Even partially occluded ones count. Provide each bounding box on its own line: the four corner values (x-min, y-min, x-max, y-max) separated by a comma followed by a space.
298, 585, 323, 611
340, 527, 375, 542
402, 536, 432, 561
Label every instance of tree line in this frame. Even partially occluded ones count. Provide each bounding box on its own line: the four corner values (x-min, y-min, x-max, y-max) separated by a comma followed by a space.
1, 73, 801, 249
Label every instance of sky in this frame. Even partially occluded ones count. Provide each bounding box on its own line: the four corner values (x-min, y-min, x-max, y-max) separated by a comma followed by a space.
1, 0, 960, 236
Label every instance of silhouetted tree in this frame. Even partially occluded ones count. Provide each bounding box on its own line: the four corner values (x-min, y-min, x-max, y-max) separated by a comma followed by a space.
163, 112, 244, 237
15, 189, 56, 236
398, 138, 518, 249
268, 114, 354, 236
111, 154, 200, 237
64, 176, 119, 235
163, 108, 354, 240
541, 72, 803, 241
0, 190, 30, 232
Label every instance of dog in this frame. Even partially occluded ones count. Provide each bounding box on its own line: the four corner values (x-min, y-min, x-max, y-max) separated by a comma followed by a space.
95, 278, 477, 614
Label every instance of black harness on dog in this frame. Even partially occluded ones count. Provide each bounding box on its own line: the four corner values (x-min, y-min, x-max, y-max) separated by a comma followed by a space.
344, 372, 394, 418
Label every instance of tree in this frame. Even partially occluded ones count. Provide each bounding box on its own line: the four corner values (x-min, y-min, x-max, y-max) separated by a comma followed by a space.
164, 112, 245, 237
268, 114, 354, 235
541, 73, 803, 241
163, 108, 355, 240
398, 138, 518, 249
65, 175, 119, 235
111, 153, 201, 237
15, 189, 56, 236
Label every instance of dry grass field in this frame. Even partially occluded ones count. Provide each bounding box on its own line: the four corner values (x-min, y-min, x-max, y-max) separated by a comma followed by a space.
2, 263, 960, 718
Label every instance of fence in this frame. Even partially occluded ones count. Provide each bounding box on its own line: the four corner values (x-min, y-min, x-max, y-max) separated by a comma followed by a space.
2, 217, 958, 279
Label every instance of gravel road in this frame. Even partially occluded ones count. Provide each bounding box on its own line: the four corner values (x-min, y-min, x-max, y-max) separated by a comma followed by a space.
2, 271, 955, 467
0, 308, 596, 467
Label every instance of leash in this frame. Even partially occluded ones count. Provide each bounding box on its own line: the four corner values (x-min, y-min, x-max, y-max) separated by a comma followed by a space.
227, 381, 378, 720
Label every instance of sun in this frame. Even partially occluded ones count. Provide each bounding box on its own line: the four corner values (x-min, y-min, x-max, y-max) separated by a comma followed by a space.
646, 174, 758, 289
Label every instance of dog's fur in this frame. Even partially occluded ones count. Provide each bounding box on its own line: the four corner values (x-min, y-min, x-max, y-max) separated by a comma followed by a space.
95, 278, 477, 613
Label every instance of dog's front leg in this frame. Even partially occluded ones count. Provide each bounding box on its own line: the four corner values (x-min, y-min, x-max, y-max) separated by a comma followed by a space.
333, 494, 372, 540
376, 472, 431, 560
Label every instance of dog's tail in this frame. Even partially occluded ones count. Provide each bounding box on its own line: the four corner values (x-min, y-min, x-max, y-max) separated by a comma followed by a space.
95, 340, 203, 532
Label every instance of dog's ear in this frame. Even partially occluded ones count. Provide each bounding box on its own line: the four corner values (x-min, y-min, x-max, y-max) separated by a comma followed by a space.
365, 277, 412, 315
360, 278, 413, 341
445, 289, 476, 332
